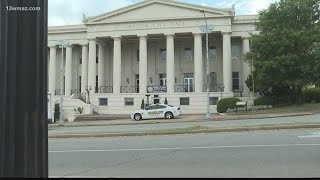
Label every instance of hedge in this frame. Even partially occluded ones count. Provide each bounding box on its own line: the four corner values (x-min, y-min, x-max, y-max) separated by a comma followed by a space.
217, 97, 242, 113
303, 88, 320, 103
254, 96, 273, 106
54, 103, 60, 122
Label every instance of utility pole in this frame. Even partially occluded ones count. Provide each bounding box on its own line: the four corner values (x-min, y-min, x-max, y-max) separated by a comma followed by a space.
58, 40, 70, 126
250, 34, 255, 110
200, 10, 213, 119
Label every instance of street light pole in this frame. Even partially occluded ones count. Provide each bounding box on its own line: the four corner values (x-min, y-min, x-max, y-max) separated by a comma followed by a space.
200, 10, 211, 119
250, 35, 255, 110
85, 86, 92, 104
58, 40, 69, 126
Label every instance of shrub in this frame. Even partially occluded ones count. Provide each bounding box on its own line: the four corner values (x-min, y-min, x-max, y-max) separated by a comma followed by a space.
74, 107, 84, 114
54, 103, 60, 122
164, 97, 168, 105
303, 88, 320, 103
78, 107, 84, 114
141, 99, 145, 109
217, 97, 241, 113
254, 96, 273, 106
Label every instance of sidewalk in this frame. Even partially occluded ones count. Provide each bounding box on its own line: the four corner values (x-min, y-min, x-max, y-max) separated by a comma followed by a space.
48, 111, 314, 128
48, 112, 320, 138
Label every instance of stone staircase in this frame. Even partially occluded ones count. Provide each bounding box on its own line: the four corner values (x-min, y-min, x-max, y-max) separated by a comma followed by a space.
52, 96, 92, 120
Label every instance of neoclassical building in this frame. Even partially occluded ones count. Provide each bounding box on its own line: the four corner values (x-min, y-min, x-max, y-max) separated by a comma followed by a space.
48, 0, 258, 117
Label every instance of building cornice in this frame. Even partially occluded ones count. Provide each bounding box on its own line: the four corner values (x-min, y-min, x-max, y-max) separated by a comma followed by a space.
85, 0, 234, 24
48, 25, 87, 34
233, 15, 259, 24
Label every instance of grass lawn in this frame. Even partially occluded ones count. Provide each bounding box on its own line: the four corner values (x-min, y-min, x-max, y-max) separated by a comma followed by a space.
226, 103, 320, 115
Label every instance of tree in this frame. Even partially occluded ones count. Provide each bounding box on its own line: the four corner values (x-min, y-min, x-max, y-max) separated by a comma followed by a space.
245, 0, 320, 104
141, 99, 145, 109
54, 103, 60, 122
164, 97, 168, 104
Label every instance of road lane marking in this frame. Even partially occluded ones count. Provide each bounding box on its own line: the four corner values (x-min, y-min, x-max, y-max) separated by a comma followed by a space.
49, 143, 320, 153
298, 132, 320, 138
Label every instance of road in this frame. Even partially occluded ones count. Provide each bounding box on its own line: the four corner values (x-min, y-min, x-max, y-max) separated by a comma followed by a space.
49, 128, 320, 178
48, 114, 320, 135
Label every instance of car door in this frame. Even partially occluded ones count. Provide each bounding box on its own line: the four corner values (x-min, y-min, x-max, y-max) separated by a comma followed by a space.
145, 105, 158, 119
155, 105, 167, 118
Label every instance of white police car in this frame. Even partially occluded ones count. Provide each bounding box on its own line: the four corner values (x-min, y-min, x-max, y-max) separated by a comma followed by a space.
131, 104, 181, 121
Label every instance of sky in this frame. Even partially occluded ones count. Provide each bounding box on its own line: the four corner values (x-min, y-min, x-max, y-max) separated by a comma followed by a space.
48, 0, 279, 26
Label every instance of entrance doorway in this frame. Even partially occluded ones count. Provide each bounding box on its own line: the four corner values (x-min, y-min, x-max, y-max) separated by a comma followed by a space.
183, 73, 194, 92
135, 74, 139, 93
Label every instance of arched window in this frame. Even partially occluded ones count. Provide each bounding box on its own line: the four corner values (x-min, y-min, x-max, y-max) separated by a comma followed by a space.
210, 72, 217, 92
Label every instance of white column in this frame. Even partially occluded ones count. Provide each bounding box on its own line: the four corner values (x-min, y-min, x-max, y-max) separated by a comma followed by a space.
98, 42, 105, 89
88, 39, 97, 93
166, 34, 175, 93
193, 33, 203, 93
139, 35, 148, 94
49, 46, 57, 94
222, 32, 232, 93
113, 37, 122, 94
81, 43, 88, 93
65, 45, 73, 96
242, 37, 251, 96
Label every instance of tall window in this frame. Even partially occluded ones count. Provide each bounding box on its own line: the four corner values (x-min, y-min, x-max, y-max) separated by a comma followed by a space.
184, 48, 192, 61
160, 49, 166, 62
80, 48, 82, 64
210, 72, 217, 92
159, 73, 167, 86
137, 49, 139, 63
79, 76, 81, 91
209, 46, 217, 60
63, 76, 65, 94
183, 73, 194, 92
231, 45, 241, 60
96, 76, 98, 93
232, 72, 240, 91
96, 47, 99, 63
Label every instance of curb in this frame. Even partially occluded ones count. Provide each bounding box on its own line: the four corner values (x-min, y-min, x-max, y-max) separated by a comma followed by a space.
48, 113, 315, 128
48, 124, 320, 139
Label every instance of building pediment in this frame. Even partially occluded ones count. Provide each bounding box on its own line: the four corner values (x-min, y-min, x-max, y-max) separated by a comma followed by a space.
85, 0, 234, 24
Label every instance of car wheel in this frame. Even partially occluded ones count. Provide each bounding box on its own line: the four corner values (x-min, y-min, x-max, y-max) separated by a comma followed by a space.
165, 112, 174, 119
134, 113, 142, 121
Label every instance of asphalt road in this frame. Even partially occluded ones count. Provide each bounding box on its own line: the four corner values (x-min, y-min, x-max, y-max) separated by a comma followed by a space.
48, 114, 320, 134
49, 128, 320, 178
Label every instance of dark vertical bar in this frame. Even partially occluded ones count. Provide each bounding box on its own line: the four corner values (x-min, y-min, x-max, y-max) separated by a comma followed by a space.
0, 0, 48, 178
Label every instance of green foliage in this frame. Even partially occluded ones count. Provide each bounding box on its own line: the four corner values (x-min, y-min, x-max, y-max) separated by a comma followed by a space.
78, 107, 84, 114
217, 97, 242, 113
245, 0, 320, 104
254, 96, 273, 106
164, 97, 168, 105
303, 88, 320, 103
54, 103, 60, 122
141, 99, 145, 109
74, 107, 84, 114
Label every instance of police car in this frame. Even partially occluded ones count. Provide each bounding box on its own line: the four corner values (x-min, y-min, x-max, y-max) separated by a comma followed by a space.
131, 104, 181, 121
